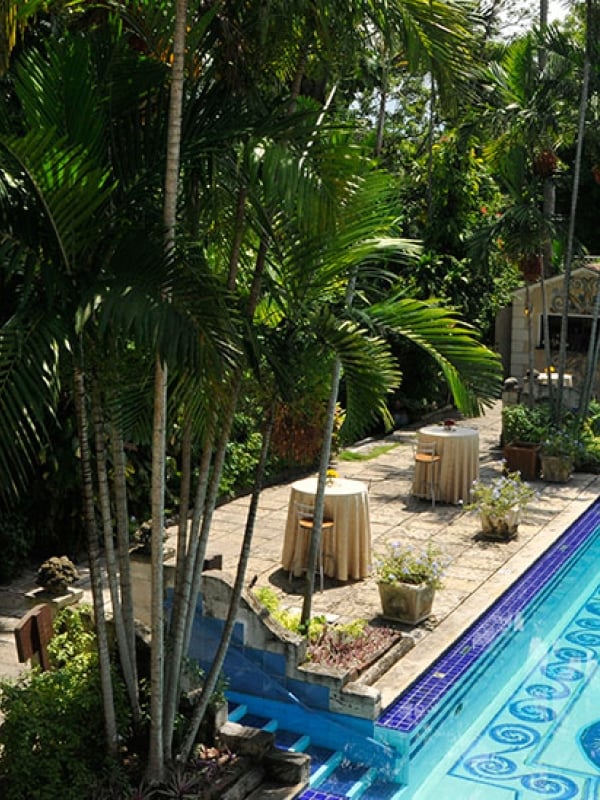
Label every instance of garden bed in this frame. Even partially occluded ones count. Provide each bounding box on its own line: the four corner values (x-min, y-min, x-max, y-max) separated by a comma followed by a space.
305, 620, 404, 679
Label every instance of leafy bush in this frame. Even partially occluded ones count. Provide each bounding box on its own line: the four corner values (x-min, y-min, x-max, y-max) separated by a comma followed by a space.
0, 605, 131, 800
502, 403, 552, 444
578, 425, 600, 472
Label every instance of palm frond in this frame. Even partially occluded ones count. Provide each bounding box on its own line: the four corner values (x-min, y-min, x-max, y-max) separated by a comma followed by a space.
0, 313, 63, 503
1, 129, 113, 267
366, 296, 503, 415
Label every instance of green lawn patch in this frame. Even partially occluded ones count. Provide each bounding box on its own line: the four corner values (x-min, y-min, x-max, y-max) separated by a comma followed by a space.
339, 443, 400, 461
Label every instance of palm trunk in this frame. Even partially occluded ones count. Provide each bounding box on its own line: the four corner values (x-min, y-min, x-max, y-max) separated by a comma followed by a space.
162, 415, 204, 755
579, 273, 600, 419
73, 364, 119, 758
148, 0, 188, 779
148, 355, 167, 780
91, 380, 140, 725
163, 171, 251, 752
178, 408, 275, 762
109, 417, 138, 692
556, 37, 591, 417
181, 380, 242, 658
300, 357, 341, 626
374, 52, 388, 158
525, 283, 535, 409
540, 273, 555, 407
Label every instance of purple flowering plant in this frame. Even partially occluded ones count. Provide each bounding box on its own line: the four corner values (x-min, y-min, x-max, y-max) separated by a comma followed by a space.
374, 541, 446, 589
467, 468, 536, 518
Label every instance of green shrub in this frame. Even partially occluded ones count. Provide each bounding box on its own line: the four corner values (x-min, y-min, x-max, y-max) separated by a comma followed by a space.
502, 404, 552, 444
253, 586, 326, 639
578, 427, 600, 473
0, 606, 131, 800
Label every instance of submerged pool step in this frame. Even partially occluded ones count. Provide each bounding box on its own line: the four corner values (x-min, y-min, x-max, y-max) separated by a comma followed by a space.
229, 707, 405, 799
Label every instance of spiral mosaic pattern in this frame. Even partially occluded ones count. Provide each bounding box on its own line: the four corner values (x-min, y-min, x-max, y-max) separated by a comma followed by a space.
542, 662, 584, 682
526, 683, 569, 700
520, 773, 579, 798
584, 600, 600, 616
449, 575, 600, 798
576, 617, 600, 629
564, 630, 600, 647
554, 646, 592, 662
508, 701, 556, 724
489, 724, 540, 749
463, 754, 516, 778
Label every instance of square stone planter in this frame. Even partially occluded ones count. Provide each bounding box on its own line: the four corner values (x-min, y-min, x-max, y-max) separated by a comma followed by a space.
480, 508, 521, 541
540, 455, 573, 483
377, 581, 435, 625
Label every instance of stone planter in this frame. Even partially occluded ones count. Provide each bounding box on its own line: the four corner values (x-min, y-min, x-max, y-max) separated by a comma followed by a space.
540, 454, 573, 483
25, 586, 83, 618
480, 508, 521, 541
377, 581, 435, 625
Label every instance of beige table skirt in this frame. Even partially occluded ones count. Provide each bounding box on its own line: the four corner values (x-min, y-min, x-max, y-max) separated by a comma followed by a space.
281, 477, 371, 581
412, 425, 479, 504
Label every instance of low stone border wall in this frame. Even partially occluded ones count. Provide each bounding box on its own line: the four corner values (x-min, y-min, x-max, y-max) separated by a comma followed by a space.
195, 571, 412, 724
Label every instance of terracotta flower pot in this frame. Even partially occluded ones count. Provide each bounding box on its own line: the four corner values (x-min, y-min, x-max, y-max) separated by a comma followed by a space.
377, 581, 435, 624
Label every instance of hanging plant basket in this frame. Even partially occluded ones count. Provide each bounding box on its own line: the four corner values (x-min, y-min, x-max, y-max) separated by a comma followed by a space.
519, 255, 542, 283
533, 149, 558, 177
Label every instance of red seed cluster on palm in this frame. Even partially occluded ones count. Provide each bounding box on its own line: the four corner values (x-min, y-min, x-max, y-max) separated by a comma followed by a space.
533, 149, 558, 177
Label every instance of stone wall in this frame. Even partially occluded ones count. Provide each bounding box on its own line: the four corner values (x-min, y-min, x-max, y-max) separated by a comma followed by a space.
192, 571, 382, 725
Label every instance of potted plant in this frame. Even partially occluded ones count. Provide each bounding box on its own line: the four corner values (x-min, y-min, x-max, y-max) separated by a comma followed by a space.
540, 428, 580, 483
501, 404, 550, 480
374, 541, 446, 624
468, 469, 536, 540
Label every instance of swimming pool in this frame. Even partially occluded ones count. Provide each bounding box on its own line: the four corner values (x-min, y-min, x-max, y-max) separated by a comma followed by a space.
377, 498, 600, 798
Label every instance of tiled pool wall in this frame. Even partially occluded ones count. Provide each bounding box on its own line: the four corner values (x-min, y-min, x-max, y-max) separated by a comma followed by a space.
377, 500, 600, 750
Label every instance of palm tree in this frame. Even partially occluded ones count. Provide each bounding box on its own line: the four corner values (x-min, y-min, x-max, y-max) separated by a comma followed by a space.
0, 0, 502, 780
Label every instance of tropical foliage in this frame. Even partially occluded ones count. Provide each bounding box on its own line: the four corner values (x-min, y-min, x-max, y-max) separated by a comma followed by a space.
0, 0, 595, 790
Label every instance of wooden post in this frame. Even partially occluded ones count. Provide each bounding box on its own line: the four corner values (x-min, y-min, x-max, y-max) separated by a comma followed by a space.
14, 604, 54, 671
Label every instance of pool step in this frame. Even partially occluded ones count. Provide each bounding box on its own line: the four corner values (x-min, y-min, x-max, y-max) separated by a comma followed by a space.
231, 708, 405, 799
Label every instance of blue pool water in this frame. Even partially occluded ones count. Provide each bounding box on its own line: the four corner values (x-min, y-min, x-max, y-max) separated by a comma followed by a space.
233, 499, 600, 798
380, 496, 600, 800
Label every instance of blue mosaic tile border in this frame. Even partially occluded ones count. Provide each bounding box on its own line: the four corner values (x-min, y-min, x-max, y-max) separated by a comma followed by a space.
378, 500, 600, 735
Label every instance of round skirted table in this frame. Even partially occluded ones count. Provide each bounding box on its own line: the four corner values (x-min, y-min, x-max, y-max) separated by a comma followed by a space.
281, 476, 371, 582
412, 425, 479, 505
